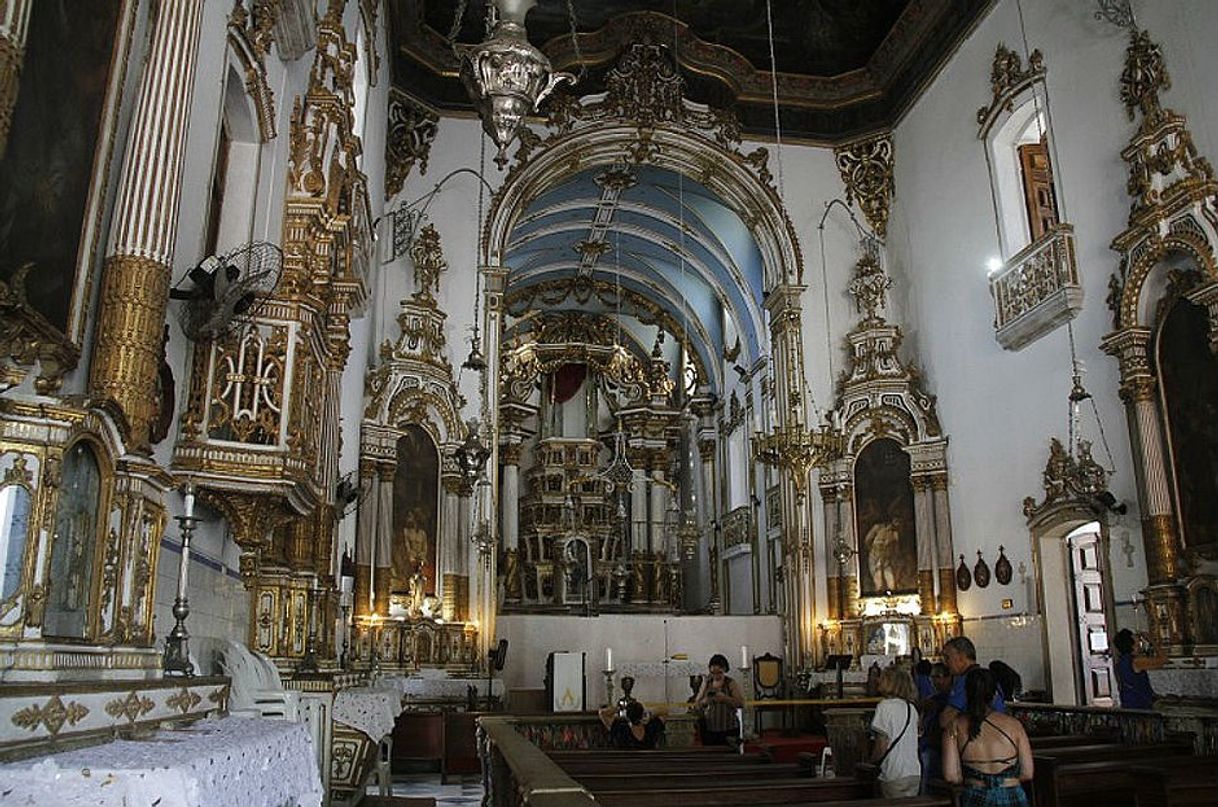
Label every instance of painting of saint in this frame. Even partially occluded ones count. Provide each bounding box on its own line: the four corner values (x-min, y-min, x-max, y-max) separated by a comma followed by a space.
0, 2, 124, 335
393, 426, 439, 598
1158, 297, 1218, 551
854, 438, 918, 597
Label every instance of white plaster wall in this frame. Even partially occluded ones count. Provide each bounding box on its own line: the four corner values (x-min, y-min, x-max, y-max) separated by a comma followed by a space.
495, 613, 781, 705
887, 0, 1218, 681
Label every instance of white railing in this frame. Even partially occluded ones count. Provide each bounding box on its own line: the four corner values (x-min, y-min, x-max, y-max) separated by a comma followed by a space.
989, 225, 1083, 350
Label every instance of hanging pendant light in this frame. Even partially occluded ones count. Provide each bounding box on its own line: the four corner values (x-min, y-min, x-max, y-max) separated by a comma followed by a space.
459, 0, 576, 162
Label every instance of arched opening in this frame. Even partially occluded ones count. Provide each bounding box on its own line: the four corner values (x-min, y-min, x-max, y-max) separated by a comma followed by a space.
1031, 517, 1115, 705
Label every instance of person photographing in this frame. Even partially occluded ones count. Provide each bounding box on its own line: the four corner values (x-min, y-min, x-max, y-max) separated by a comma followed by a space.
694, 653, 745, 745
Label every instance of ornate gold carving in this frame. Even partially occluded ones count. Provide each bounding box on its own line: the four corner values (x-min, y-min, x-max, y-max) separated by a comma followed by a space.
0, 263, 81, 394
409, 224, 446, 302
1022, 437, 1109, 520
385, 89, 438, 199
834, 133, 895, 239
228, 1, 279, 141
977, 44, 1044, 131
89, 254, 171, 450
918, 569, 936, 615
1120, 29, 1171, 123
11, 695, 89, 736
104, 691, 155, 723
165, 687, 203, 714
1143, 513, 1181, 585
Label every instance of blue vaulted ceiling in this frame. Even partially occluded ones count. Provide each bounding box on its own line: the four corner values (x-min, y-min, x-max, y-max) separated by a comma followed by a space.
505, 164, 767, 395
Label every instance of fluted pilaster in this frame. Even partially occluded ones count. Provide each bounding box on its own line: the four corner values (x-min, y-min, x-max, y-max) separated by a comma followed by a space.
90, 0, 204, 450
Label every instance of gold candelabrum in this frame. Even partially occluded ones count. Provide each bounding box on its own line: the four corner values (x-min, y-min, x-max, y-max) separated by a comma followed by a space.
753, 422, 843, 501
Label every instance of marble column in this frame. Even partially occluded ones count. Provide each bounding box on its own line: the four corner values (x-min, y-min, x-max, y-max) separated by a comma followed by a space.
440, 474, 463, 621
765, 282, 816, 668
89, 0, 205, 451
499, 441, 522, 604
354, 460, 378, 616
821, 485, 841, 620
374, 462, 395, 615
0, 0, 32, 158
630, 465, 648, 554
839, 486, 859, 619
698, 437, 717, 610
1103, 328, 1186, 650
649, 465, 668, 560
458, 480, 473, 623
913, 476, 937, 615
477, 265, 508, 662
931, 476, 957, 616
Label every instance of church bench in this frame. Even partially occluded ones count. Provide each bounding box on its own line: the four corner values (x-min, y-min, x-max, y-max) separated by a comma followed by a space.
548, 748, 771, 763
554, 752, 777, 774
568, 763, 807, 789
1030, 744, 1197, 807
1130, 758, 1218, 807
595, 791, 948, 807
1027, 732, 1119, 749
589, 778, 868, 807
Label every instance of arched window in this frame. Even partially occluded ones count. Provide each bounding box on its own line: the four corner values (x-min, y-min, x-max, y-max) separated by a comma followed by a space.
44, 441, 104, 638
204, 64, 264, 258
987, 96, 1059, 257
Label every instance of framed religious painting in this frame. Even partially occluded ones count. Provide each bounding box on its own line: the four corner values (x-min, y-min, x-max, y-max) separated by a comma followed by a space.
0, 0, 137, 350
853, 438, 918, 597
393, 426, 440, 603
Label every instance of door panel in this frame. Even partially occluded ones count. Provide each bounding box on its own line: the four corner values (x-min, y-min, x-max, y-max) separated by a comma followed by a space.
1070, 530, 1113, 706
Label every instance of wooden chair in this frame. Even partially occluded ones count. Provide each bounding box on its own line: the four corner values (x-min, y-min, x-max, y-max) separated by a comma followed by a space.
752, 652, 785, 734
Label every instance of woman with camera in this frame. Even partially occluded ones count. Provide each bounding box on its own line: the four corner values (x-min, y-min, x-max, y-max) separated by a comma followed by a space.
694, 653, 745, 745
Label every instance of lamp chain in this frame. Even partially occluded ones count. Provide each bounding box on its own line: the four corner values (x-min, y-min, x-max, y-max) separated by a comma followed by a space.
565, 0, 587, 83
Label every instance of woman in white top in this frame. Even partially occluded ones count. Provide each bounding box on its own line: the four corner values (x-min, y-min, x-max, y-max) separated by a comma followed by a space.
870, 665, 921, 798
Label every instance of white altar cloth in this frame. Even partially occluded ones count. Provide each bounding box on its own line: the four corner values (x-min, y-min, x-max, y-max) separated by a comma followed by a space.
0, 716, 321, 807
332, 687, 402, 740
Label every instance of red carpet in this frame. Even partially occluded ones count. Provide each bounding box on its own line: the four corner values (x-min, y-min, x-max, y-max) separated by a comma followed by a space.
745, 731, 829, 764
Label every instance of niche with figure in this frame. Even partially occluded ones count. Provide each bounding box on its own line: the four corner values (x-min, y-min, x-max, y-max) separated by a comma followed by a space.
393, 426, 439, 604
1157, 296, 1218, 551
44, 442, 104, 638
854, 438, 918, 597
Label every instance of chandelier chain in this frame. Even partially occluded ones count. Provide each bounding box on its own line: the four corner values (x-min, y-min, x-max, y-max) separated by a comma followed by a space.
446, 0, 468, 57
565, 0, 587, 83
764, 0, 785, 201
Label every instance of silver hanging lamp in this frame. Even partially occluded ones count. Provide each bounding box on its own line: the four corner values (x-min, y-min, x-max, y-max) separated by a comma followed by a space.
459, 0, 576, 162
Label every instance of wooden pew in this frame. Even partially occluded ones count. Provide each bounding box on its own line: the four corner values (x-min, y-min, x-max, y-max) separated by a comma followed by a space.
1030, 739, 1195, 807
1131, 758, 1218, 807
569, 763, 807, 789
555, 752, 776, 776
590, 778, 868, 807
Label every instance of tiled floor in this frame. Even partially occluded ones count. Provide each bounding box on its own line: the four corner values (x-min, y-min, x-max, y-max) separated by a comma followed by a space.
368, 773, 484, 807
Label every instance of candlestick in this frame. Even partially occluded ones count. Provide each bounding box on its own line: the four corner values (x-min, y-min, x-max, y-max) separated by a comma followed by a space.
163, 487, 198, 677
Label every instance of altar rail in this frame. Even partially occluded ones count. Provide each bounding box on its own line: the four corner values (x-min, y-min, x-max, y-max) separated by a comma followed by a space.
478, 716, 598, 807
1009, 702, 1165, 745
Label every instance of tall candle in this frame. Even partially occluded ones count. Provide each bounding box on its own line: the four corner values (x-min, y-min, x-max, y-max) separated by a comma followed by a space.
183, 487, 195, 519
741, 645, 749, 670
605, 647, 614, 672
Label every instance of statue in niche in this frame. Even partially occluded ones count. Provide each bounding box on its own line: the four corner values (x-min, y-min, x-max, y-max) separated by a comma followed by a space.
854, 438, 918, 597
564, 540, 588, 604
408, 564, 427, 616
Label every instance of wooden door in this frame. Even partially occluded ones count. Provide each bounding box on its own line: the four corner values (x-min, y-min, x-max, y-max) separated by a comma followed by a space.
1018, 137, 1059, 241
1070, 530, 1114, 706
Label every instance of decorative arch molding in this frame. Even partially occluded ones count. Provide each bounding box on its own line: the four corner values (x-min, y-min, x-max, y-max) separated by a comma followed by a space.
483, 44, 803, 293
819, 248, 957, 662
226, 4, 278, 142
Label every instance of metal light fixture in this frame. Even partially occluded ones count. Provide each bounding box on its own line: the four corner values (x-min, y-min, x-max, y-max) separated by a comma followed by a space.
459, 0, 574, 162
455, 420, 491, 484
754, 421, 843, 503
